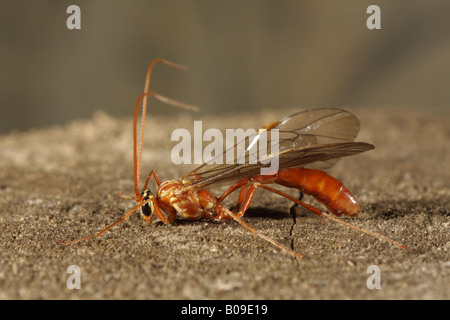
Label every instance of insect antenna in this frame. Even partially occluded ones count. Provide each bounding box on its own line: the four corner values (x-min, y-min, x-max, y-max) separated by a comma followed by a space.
133, 59, 199, 202
58, 60, 198, 245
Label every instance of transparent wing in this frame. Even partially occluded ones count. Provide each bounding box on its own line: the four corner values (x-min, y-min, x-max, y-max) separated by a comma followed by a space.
181, 108, 373, 188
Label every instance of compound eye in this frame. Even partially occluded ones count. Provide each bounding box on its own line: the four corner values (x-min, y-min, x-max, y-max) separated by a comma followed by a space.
141, 202, 152, 217
140, 190, 153, 217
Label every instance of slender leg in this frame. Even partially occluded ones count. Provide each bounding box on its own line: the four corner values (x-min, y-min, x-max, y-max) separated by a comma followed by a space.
239, 183, 407, 250
142, 170, 162, 191
214, 204, 306, 259
217, 179, 250, 204
58, 195, 176, 245
115, 170, 162, 203
233, 185, 248, 214
149, 197, 176, 224
217, 179, 258, 216
58, 198, 152, 245
211, 179, 306, 258
210, 185, 248, 220
234, 183, 323, 217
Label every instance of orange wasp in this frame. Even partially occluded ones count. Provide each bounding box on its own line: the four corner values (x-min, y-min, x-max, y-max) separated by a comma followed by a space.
59, 59, 406, 258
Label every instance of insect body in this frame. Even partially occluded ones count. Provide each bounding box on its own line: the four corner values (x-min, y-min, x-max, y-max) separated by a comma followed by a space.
278, 168, 360, 216
59, 59, 406, 258
243, 167, 361, 217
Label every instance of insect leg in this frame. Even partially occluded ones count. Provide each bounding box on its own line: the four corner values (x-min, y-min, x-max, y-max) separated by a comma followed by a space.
149, 197, 177, 224
213, 182, 306, 258
142, 170, 162, 190
247, 184, 407, 250
215, 204, 306, 259
234, 183, 323, 217
232, 185, 248, 213
216, 179, 250, 204
208, 179, 251, 219
114, 170, 162, 202
58, 198, 152, 245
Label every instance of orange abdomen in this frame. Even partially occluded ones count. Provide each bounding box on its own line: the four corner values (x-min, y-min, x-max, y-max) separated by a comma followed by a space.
275, 168, 360, 217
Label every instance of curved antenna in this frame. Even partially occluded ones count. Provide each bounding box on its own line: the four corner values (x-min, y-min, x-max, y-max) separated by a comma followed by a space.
133, 59, 199, 201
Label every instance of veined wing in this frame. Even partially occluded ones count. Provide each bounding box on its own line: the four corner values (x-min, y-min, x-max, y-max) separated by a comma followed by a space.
181, 108, 373, 188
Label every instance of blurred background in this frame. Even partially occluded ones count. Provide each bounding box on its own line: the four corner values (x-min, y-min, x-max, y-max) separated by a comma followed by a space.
1, 0, 449, 133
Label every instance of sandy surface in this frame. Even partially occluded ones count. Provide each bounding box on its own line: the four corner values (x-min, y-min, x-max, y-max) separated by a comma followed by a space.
0, 107, 449, 299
